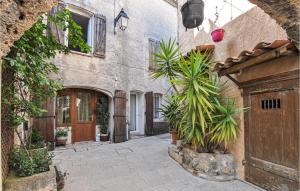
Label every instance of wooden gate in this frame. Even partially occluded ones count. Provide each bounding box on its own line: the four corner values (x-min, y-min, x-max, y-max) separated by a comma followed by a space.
244, 80, 299, 191
113, 90, 127, 143
33, 98, 55, 143
145, 92, 154, 136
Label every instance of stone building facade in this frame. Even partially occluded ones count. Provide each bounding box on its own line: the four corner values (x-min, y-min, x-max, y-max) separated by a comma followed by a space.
45, 0, 178, 144
177, 0, 287, 179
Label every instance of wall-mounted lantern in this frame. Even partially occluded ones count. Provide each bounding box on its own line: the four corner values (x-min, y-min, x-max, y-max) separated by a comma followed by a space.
114, 8, 129, 34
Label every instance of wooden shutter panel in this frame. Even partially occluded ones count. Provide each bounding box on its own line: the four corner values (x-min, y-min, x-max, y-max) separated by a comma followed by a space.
32, 98, 55, 143
145, 92, 154, 136
48, 3, 66, 44
93, 14, 106, 58
113, 90, 127, 143
149, 39, 154, 70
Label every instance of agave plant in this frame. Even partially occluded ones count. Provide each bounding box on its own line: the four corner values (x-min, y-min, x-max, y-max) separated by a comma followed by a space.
152, 38, 245, 152
210, 99, 247, 148
160, 95, 182, 131
173, 51, 219, 146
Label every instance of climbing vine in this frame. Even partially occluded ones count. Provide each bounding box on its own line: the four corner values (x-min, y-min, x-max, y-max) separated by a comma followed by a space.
2, 8, 90, 131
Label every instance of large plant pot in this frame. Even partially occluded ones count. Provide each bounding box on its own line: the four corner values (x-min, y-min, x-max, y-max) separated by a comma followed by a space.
170, 130, 178, 144
56, 136, 67, 146
181, 0, 204, 29
100, 134, 109, 142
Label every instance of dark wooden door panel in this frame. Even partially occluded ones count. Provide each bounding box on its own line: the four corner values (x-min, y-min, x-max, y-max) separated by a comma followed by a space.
113, 90, 127, 143
245, 87, 299, 191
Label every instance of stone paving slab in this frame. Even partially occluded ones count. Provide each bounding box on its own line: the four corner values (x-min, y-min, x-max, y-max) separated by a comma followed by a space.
53, 134, 262, 191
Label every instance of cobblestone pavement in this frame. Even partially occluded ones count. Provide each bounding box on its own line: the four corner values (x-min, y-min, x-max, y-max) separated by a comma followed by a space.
53, 134, 261, 191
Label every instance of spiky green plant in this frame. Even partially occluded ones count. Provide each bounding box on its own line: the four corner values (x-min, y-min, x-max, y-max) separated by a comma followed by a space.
160, 95, 182, 131
152, 38, 180, 92
152, 38, 245, 152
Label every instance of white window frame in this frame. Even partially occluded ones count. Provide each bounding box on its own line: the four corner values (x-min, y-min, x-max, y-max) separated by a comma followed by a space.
153, 94, 162, 120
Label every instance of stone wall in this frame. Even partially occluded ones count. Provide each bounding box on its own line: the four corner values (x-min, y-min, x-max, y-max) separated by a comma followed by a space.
177, 1, 287, 179
0, 0, 57, 58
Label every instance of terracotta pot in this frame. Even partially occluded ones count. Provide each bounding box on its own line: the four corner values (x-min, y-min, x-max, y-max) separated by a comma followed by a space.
56, 136, 67, 146
211, 28, 225, 42
170, 130, 178, 144
100, 134, 109, 142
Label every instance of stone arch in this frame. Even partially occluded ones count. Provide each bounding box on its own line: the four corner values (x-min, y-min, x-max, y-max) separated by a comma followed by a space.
248, 0, 300, 48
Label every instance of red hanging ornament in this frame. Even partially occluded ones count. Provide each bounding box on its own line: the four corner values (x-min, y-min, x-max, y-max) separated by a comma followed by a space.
211, 28, 225, 42
211, 6, 225, 43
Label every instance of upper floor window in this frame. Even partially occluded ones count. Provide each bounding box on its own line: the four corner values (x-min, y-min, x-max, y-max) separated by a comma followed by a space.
48, 4, 106, 57
149, 39, 161, 70
68, 12, 91, 52
153, 94, 162, 119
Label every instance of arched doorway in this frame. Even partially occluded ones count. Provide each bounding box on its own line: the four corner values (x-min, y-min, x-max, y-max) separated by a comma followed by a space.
56, 88, 110, 143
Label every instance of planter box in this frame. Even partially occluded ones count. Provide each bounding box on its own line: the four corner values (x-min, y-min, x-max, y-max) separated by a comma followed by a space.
168, 145, 236, 181
4, 165, 57, 191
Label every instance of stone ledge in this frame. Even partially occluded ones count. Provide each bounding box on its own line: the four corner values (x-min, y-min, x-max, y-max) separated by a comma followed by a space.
168, 145, 237, 182
4, 165, 57, 191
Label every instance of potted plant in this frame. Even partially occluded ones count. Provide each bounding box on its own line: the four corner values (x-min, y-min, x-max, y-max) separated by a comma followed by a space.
160, 96, 182, 144
55, 128, 68, 146
96, 96, 110, 142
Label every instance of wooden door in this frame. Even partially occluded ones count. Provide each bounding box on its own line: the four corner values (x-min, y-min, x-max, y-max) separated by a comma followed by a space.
72, 90, 96, 142
130, 94, 137, 131
245, 89, 299, 191
113, 90, 127, 143
145, 92, 153, 136
33, 98, 55, 143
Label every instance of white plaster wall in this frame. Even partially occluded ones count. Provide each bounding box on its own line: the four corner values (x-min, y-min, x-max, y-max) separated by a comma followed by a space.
51, 0, 177, 137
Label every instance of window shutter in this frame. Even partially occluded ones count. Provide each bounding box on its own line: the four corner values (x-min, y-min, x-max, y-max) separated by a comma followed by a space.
149, 39, 155, 70
113, 90, 127, 143
149, 39, 160, 70
48, 3, 66, 44
93, 14, 106, 58
145, 92, 154, 136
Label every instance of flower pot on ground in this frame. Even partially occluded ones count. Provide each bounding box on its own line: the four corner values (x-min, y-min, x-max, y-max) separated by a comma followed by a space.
100, 133, 109, 142
96, 96, 110, 142
55, 128, 68, 146
170, 130, 178, 144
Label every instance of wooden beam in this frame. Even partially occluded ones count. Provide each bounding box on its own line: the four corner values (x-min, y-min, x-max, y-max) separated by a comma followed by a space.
219, 45, 291, 76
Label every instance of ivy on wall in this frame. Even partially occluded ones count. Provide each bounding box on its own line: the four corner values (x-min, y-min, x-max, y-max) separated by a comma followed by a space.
2, 8, 90, 131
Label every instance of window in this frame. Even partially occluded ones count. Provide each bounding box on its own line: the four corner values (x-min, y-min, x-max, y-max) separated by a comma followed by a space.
68, 12, 91, 52
261, 99, 281, 109
149, 39, 161, 70
48, 5, 107, 57
153, 94, 161, 119
76, 92, 92, 122
56, 95, 70, 125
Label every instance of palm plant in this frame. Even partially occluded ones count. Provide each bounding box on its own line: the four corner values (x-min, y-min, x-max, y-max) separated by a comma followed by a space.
152, 38, 244, 152
160, 95, 182, 131
152, 38, 180, 92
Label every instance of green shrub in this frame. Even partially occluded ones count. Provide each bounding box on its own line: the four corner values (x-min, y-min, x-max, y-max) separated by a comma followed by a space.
9, 147, 53, 177
9, 148, 33, 177
55, 128, 68, 137
31, 148, 53, 174
27, 128, 45, 149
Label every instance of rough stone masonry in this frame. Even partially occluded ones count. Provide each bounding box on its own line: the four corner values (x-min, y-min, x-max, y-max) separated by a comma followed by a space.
0, 0, 57, 58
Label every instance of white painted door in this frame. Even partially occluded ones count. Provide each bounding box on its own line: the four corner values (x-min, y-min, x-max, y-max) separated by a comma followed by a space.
130, 94, 137, 131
